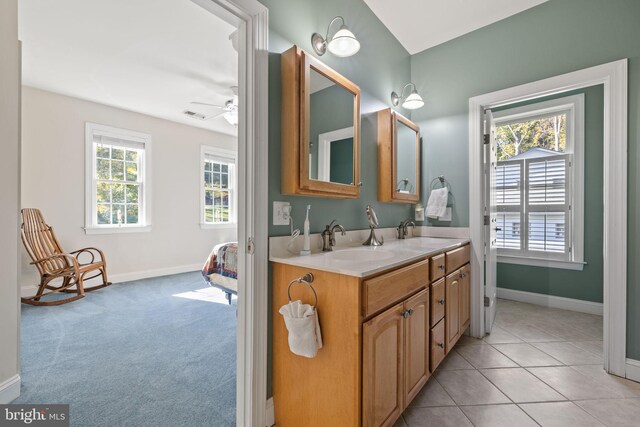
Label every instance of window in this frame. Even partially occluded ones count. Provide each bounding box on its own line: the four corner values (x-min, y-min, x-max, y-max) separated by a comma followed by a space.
201, 146, 236, 228
493, 95, 584, 269
85, 123, 151, 234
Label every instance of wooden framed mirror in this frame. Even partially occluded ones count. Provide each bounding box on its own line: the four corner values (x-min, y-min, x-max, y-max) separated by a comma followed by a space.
281, 46, 361, 198
377, 108, 421, 203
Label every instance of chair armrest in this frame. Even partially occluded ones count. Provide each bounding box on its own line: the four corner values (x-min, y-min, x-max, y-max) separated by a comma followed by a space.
69, 247, 106, 264
31, 253, 80, 274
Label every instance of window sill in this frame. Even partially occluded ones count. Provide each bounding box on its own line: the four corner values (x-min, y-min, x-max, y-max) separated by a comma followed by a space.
498, 255, 586, 271
200, 222, 237, 230
84, 225, 152, 235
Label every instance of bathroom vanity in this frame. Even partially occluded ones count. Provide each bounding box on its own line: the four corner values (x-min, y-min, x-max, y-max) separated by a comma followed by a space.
271, 237, 471, 427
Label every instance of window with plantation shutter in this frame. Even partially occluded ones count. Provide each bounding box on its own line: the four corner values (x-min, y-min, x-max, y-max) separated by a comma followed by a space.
492, 94, 584, 269
200, 146, 237, 228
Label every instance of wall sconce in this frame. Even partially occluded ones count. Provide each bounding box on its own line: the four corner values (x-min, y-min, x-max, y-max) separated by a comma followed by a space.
391, 83, 424, 110
311, 16, 360, 58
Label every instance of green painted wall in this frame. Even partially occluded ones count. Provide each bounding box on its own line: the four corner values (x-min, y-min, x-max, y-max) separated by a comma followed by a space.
409, 0, 640, 358
495, 86, 604, 303
260, 0, 413, 396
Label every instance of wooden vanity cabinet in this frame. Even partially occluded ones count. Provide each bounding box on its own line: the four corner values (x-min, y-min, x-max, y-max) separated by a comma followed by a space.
445, 271, 461, 352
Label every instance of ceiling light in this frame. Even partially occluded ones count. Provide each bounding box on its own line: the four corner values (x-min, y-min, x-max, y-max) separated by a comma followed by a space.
223, 111, 238, 126
391, 83, 424, 110
311, 16, 360, 58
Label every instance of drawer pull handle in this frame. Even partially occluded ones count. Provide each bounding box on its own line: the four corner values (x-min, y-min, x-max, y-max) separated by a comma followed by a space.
459, 272, 466, 278
401, 308, 415, 319
438, 265, 445, 271
438, 299, 445, 305
437, 342, 444, 349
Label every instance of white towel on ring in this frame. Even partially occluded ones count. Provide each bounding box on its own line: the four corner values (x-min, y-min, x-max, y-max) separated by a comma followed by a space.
279, 300, 323, 358
426, 187, 449, 219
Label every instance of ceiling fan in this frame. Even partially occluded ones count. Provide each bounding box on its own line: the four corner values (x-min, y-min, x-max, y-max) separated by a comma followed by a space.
185, 86, 238, 126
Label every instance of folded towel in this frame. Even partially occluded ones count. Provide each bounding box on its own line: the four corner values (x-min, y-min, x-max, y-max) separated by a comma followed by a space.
279, 300, 323, 358
426, 187, 449, 219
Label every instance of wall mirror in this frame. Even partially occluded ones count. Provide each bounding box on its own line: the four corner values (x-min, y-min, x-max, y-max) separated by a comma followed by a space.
377, 108, 421, 203
281, 46, 361, 198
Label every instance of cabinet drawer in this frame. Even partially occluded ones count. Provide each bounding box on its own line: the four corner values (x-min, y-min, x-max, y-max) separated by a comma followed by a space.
363, 259, 429, 318
430, 318, 446, 372
429, 278, 445, 327
446, 245, 470, 274
430, 253, 445, 281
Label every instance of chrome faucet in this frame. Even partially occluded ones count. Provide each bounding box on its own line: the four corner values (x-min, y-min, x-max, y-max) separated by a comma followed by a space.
321, 220, 346, 252
363, 205, 384, 246
397, 218, 416, 239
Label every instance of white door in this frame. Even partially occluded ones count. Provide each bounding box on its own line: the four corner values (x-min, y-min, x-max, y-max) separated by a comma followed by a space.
484, 109, 498, 334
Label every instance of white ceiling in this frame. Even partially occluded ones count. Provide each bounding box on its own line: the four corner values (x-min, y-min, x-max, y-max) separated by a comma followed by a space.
363, 0, 548, 55
19, 0, 238, 136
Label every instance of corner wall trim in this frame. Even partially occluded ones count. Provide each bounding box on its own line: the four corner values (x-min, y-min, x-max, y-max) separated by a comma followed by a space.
266, 397, 274, 427
497, 287, 603, 316
626, 359, 640, 383
0, 375, 20, 404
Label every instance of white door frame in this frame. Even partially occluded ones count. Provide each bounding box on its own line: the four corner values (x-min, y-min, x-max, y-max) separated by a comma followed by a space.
192, 0, 268, 425
468, 59, 628, 376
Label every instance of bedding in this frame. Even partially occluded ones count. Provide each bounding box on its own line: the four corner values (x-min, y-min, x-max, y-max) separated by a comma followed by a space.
201, 242, 238, 304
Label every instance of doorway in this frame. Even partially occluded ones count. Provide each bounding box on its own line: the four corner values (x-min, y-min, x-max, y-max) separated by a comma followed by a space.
468, 59, 628, 377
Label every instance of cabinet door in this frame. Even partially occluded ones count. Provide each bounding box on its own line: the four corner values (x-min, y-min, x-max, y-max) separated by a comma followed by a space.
363, 303, 404, 427
404, 289, 429, 406
445, 271, 460, 352
459, 264, 471, 334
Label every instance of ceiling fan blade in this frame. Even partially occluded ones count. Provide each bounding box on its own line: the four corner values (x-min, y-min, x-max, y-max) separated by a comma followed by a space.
191, 101, 225, 109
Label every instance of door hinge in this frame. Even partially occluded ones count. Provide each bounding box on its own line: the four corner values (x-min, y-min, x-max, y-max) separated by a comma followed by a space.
484, 296, 491, 307
484, 215, 490, 226
483, 134, 490, 145
247, 237, 255, 255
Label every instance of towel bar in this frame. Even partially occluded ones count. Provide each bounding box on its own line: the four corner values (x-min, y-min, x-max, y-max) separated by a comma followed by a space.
287, 273, 317, 308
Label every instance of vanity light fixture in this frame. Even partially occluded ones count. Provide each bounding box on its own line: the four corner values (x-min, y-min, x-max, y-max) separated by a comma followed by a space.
391, 83, 424, 110
311, 16, 360, 58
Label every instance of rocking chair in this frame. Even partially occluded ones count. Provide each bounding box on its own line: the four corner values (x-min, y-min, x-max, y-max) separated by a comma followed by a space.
21, 208, 111, 306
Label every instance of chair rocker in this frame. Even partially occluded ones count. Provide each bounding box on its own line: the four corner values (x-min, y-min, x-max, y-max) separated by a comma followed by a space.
21, 208, 111, 306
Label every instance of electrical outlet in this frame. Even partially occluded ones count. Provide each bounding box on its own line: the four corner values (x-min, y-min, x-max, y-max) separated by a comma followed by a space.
273, 201, 291, 226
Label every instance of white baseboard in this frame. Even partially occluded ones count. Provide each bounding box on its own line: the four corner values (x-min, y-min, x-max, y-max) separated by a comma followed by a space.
266, 397, 274, 427
20, 263, 203, 297
0, 375, 20, 403
626, 359, 640, 383
497, 287, 603, 316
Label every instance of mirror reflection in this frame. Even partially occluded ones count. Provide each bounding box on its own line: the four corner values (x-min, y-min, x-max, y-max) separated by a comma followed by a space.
308, 67, 355, 185
396, 119, 417, 195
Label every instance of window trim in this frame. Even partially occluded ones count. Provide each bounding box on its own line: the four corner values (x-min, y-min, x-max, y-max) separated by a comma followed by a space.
84, 122, 152, 234
200, 145, 237, 229
493, 94, 584, 268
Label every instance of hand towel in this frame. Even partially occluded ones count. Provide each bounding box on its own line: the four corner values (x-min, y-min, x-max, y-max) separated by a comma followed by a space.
426, 187, 449, 219
279, 300, 323, 358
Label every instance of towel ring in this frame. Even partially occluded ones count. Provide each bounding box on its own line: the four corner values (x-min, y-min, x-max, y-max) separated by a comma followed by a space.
287, 273, 318, 308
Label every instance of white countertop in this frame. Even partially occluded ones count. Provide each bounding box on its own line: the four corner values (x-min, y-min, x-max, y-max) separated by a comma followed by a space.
269, 235, 469, 278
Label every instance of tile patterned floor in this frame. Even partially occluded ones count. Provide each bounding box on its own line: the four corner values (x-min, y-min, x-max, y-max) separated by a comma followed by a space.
395, 299, 640, 427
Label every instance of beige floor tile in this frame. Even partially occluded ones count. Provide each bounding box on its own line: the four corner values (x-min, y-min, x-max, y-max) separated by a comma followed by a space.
480, 368, 566, 403
519, 401, 604, 426
570, 340, 603, 356
456, 343, 518, 369
492, 343, 563, 367
531, 342, 603, 365
456, 334, 487, 346
534, 323, 596, 341
392, 415, 407, 427
569, 364, 640, 397
408, 378, 456, 407
483, 326, 524, 344
460, 404, 538, 427
575, 398, 640, 426
527, 366, 625, 400
434, 370, 510, 405
501, 324, 564, 342
437, 351, 475, 370
403, 406, 472, 427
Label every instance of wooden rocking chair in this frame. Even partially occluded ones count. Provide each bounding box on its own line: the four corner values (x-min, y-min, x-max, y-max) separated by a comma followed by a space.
21, 208, 111, 306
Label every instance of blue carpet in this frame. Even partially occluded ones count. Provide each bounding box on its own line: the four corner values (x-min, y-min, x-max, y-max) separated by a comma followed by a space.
15, 272, 237, 427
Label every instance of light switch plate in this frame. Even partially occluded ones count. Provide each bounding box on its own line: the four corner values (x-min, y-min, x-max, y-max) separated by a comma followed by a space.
273, 201, 291, 226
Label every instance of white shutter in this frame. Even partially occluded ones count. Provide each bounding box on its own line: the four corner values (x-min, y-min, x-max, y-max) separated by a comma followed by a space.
496, 160, 522, 205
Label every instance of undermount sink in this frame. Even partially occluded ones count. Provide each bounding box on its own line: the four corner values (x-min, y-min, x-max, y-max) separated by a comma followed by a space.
326, 248, 395, 262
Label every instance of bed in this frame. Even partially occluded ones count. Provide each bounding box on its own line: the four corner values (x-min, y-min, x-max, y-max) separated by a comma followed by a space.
201, 242, 238, 304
